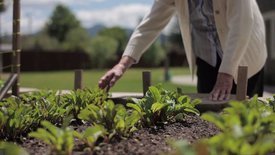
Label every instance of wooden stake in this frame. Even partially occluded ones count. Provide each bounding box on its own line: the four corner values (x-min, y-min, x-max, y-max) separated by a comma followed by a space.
74, 69, 83, 90
236, 66, 248, 101
142, 71, 151, 96
12, 0, 21, 96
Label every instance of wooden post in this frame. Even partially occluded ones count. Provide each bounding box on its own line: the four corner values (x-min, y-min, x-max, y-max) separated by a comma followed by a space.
12, 0, 21, 96
236, 66, 248, 101
142, 71, 151, 96
74, 69, 83, 90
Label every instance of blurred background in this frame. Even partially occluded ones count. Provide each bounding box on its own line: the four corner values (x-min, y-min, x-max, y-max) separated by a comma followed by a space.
0, 0, 274, 94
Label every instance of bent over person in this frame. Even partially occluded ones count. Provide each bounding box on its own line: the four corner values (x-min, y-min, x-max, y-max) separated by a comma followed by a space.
98, 0, 267, 101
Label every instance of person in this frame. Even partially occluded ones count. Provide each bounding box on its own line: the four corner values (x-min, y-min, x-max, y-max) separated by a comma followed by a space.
98, 0, 267, 101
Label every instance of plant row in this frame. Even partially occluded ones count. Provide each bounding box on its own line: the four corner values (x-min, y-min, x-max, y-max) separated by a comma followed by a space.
0, 85, 200, 155
0, 88, 107, 140
170, 96, 275, 155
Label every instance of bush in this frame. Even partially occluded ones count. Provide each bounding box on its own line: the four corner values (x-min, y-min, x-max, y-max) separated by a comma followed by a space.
138, 41, 166, 67
87, 36, 118, 68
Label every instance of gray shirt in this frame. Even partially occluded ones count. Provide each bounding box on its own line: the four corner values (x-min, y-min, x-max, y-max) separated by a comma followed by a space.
188, 0, 223, 67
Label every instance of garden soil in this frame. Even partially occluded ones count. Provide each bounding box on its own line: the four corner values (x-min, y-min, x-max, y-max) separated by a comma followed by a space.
20, 115, 219, 155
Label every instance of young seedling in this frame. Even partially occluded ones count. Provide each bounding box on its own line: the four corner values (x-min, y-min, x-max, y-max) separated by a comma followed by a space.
73, 124, 107, 152
29, 121, 74, 155
127, 85, 200, 127
78, 100, 140, 138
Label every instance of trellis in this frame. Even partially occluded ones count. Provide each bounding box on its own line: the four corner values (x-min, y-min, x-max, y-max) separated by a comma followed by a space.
0, 0, 20, 99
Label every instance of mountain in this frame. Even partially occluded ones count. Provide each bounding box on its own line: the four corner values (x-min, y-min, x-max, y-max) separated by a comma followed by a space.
86, 24, 134, 38
87, 24, 106, 36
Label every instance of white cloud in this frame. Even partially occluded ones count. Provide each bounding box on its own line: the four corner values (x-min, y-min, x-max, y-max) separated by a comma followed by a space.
1, 2, 171, 36
22, 0, 106, 6
77, 4, 151, 28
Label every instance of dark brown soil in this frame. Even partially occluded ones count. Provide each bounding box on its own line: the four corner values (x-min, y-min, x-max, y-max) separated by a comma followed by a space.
19, 115, 219, 155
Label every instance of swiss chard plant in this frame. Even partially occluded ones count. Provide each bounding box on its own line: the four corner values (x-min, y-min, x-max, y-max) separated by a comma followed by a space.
20, 90, 68, 125
0, 141, 29, 155
168, 96, 275, 155
63, 88, 108, 119
73, 124, 107, 151
127, 85, 200, 127
0, 91, 69, 140
78, 100, 140, 138
200, 96, 275, 155
0, 97, 39, 140
29, 121, 74, 155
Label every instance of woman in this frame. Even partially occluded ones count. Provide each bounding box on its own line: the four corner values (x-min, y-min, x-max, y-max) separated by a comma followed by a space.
98, 0, 267, 101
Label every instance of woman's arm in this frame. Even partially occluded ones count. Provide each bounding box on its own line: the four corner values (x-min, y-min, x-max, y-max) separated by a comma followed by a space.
98, 0, 175, 90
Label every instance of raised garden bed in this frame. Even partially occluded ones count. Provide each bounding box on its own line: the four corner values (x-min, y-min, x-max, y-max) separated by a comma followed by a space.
0, 87, 275, 155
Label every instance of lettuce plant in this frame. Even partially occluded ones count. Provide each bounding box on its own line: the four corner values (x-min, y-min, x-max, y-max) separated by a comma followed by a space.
127, 85, 200, 127
29, 121, 74, 155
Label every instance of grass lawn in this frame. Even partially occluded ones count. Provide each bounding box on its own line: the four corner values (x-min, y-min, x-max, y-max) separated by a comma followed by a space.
20, 67, 196, 93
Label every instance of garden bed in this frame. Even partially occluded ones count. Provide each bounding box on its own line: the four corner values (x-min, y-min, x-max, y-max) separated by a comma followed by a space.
1, 87, 275, 155
21, 115, 219, 155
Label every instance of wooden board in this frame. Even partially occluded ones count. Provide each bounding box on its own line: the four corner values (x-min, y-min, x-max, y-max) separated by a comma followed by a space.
188, 93, 236, 112
110, 93, 237, 112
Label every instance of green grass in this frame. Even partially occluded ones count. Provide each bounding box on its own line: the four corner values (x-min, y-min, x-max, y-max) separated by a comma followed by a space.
20, 67, 196, 93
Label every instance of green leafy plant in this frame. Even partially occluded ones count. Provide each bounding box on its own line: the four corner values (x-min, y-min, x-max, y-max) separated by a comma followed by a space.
63, 88, 107, 119
20, 90, 68, 125
0, 96, 38, 140
0, 141, 29, 155
168, 140, 209, 155
200, 96, 275, 155
267, 95, 275, 112
0, 91, 68, 140
127, 85, 200, 127
78, 100, 140, 137
29, 121, 74, 155
73, 124, 107, 151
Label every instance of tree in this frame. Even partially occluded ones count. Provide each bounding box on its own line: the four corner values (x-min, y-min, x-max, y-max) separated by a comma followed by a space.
139, 41, 166, 67
62, 27, 90, 51
98, 27, 128, 55
0, 0, 7, 12
21, 31, 60, 50
87, 36, 118, 68
46, 4, 81, 42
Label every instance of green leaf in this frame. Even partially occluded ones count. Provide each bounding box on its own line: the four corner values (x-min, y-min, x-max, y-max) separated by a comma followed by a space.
201, 113, 226, 131
0, 142, 29, 155
127, 103, 142, 114
148, 86, 161, 102
151, 103, 169, 113
184, 107, 200, 115
125, 111, 140, 127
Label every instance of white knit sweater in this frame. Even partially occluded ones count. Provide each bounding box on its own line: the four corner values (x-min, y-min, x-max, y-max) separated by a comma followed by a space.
123, 0, 267, 82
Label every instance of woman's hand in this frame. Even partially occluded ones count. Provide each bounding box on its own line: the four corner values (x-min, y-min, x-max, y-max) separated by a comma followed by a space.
209, 72, 233, 101
98, 56, 135, 91
98, 64, 126, 91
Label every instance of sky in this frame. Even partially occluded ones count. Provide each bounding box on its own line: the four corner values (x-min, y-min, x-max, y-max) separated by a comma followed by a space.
1, 0, 169, 35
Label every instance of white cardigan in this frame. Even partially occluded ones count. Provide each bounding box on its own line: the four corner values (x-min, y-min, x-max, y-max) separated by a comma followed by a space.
123, 0, 267, 82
